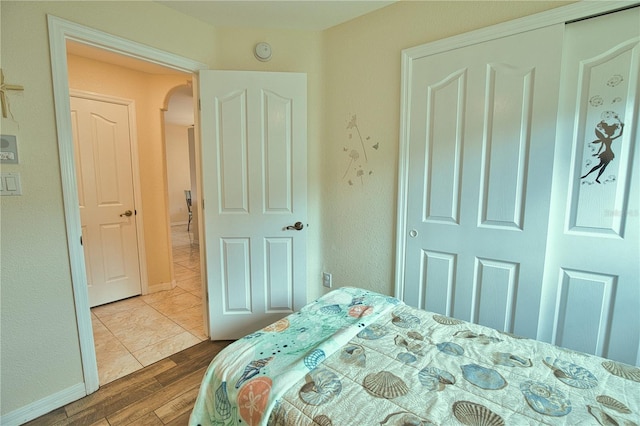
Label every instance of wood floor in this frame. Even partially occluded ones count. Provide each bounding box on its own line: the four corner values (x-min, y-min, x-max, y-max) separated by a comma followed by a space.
25, 340, 233, 426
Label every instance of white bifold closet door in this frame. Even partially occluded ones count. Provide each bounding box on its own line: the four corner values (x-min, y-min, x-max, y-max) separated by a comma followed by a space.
539, 7, 640, 366
402, 24, 564, 340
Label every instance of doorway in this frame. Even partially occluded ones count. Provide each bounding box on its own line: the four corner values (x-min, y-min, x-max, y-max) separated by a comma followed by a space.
49, 15, 209, 393
66, 44, 208, 385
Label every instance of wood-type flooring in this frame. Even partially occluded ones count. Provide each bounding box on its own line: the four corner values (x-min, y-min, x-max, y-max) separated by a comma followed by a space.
25, 340, 233, 426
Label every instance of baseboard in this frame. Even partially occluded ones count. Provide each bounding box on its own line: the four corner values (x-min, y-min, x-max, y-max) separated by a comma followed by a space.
147, 280, 174, 294
0, 382, 86, 425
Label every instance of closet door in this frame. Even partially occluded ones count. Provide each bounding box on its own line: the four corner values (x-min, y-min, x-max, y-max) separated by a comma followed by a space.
539, 7, 640, 366
402, 24, 564, 339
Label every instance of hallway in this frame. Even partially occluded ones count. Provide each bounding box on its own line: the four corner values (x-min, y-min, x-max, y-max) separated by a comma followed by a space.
90, 224, 205, 384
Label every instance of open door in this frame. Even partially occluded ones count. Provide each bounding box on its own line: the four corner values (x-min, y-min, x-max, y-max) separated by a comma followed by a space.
199, 71, 307, 339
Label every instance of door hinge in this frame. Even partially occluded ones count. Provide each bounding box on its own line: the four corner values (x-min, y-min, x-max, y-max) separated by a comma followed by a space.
202, 199, 205, 209
198, 98, 201, 111
80, 236, 83, 246
135, 209, 137, 215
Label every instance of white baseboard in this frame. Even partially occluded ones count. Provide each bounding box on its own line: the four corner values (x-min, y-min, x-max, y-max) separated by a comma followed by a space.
0, 382, 86, 425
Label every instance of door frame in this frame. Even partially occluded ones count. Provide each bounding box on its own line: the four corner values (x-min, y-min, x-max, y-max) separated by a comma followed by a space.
70, 89, 146, 305
395, 1, 638, 301
48, 15, 208, 394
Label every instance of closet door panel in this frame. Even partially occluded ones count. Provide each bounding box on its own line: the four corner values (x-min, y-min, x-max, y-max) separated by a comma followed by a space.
540, 7, 639, 365
403, 24, 564, 339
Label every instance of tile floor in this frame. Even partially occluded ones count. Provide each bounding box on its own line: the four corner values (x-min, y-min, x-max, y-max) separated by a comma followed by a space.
91, 224, 206, 385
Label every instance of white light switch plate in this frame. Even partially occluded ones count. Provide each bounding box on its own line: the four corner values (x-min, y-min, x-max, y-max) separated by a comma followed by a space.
1, 172, 22, 195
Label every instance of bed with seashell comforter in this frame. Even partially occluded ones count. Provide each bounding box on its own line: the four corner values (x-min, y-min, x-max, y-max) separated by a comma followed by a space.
189, 287, 640, 425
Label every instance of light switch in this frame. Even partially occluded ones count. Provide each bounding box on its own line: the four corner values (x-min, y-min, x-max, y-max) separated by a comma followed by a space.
1, 172, 22, 196
6, 176, 17, 191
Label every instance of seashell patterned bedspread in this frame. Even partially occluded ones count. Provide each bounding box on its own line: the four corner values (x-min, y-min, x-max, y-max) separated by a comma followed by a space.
189, 287, 640, 425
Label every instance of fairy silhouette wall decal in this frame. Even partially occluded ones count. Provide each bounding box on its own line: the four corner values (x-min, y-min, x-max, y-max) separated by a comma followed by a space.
581, 111, 624, 184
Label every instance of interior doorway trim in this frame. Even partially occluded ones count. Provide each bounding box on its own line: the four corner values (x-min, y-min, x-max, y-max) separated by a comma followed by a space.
48, 14, 208, 395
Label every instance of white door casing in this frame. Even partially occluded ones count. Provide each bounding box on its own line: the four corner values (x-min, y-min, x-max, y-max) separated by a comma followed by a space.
70, 94, 142, 307
199, 71, 308, 340
401, 24, 564, 339
539, 7, 640, 366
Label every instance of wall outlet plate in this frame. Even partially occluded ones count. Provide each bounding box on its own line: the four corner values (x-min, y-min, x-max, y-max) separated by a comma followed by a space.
322, 272, 332, 288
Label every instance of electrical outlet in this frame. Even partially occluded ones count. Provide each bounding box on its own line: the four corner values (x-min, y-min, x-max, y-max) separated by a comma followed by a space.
322, 272, 332, 288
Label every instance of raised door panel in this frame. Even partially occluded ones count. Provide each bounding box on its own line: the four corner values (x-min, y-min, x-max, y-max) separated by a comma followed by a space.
263, 90, 293, 214
553, 270, 616, 356
216, 90, 249, 214
221, 238, 252, 313
424, 70, 466, 224
570, 39, 638, 235
421, 250, 456, 316
472, 258, 518, 332
265, 238, 293, 312
480, 64, 535, 229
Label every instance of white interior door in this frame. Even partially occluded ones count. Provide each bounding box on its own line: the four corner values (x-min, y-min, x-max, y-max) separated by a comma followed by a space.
402, 24, 564, 339
539, 7, 640, 365
71, 94, 142, 307
199, 71, 307, 340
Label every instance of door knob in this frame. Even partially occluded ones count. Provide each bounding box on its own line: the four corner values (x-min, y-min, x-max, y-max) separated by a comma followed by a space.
120, 210, 133, 217
285, 221, 304, 231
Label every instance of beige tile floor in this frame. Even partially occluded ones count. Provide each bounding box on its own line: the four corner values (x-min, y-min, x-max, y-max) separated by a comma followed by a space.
91, 224, 206, 385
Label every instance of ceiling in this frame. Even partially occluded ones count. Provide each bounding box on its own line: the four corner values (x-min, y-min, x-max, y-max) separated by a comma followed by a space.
154, 0, 397, 31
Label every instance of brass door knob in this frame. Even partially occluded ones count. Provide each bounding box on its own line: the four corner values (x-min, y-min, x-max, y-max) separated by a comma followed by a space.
120, 210, 133, 217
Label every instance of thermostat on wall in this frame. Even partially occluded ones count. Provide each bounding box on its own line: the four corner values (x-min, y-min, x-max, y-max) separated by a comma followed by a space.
254, 42, 272, 62
0, 134, 18, 164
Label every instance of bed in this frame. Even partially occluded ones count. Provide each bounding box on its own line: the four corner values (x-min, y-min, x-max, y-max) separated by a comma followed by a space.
190, 287, 640, 425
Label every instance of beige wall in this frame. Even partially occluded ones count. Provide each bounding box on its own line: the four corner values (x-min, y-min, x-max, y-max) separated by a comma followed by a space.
319, 0, 571, 297
0, 0, 569, 419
